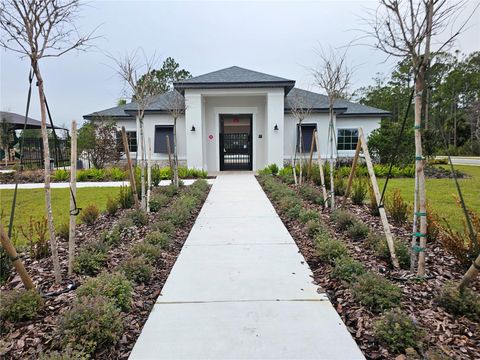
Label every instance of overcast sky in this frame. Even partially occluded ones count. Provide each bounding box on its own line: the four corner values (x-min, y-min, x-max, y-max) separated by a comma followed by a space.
1, 0, 479, 129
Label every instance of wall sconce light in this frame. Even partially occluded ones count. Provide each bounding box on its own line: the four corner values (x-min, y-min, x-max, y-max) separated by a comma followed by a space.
274, 124, 279, 131
191, 125, 196, 132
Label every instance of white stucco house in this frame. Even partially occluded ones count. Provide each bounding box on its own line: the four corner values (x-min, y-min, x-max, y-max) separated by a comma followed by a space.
84, 66, 389, 172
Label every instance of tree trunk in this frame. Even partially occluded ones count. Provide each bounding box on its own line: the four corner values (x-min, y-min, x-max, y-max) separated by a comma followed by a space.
173, 117, 179, 187
328, 106, 335, 210
298, 120, 304, 185
147, 137, 152, 213
68, 120, 77, 276
33, 61, 62, 284
138, 116, 146, 210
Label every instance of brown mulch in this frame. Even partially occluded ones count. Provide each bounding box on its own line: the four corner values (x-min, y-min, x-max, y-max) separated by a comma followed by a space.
259, 177, 479, 360
0, 187, 210, 359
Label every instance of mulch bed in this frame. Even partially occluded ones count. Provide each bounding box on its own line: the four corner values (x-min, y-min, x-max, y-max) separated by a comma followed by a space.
258, 176, 479, 360
0, 186, 210, 359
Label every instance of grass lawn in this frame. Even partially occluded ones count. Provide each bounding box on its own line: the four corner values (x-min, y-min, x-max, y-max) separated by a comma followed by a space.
377, 165, 480, 233
0, 187, 120, 244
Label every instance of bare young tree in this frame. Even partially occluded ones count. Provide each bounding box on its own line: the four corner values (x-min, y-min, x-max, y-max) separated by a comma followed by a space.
165, 90, 186, 187
367, 0, 475, 277
313, 47, 352, 209
112, 51, 163, 209
289, 90, 313, 185
0, 0, 96, 284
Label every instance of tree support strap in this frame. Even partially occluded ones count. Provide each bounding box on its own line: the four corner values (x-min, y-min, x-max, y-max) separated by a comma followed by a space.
415, 212, 427, 217
414, 125, 422, 129
413, 232, 427, 238
415, 156, 425, 161
412, 245, 425, 253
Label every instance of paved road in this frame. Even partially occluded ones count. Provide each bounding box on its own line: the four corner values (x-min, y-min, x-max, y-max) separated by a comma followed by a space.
436, 156, 480, 166
129, 173, 364, 360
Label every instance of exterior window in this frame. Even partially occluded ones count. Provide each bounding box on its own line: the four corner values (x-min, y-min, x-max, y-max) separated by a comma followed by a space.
154, 126, 174, 154
297, 124, 317, 152
337, 128, 359, 150
117, 131, 137, 152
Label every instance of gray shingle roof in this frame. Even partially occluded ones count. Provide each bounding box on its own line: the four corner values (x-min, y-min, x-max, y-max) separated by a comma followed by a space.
1, 111, 67, 130
174, 66, 295, 92
285, 88, 390, 116
83, 104, 132, 120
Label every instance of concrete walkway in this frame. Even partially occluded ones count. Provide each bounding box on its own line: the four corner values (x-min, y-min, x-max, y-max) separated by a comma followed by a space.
129, 174, 364, 360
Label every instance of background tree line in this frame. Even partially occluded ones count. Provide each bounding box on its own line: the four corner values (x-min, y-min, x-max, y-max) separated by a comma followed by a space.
357, 51, 480, 164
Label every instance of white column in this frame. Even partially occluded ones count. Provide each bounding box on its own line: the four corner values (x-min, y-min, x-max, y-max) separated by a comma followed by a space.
185, 92, 204, 169
266, 90, 284, 169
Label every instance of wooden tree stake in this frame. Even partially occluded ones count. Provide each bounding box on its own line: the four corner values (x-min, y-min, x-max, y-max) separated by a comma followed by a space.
147, 137, 152, 213
358, 127, 399, 269
307, 130, 316, 179
0, 224, 35, 290
121, 127, 139, 208
67, 120, 77, 276
313, 130, 328, 202
458, 254, 480, 291
342, 137, 362, 209
166, 135, 174, 184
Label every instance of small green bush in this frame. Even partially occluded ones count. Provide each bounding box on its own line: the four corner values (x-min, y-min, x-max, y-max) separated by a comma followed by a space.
368, 233, 411, 269
149, 193, 170, 212
285, 203, 302, 220
334, 176, 346, 196
346, 221, 370, 240
278, 196, 301, 211
99, 228, 121, 247
351, 178, 368, 205
436, 282, 480, 322
132, 242, 162, 263
116, 216, 135, 231
305, 220, 324, 238
386, 189, 410, 225
119, 257, 153, 284
145, 231, 170, 249
0, 289, 43, 322
160, 184, 179, 198
105, 197, 119, 215
126, 208, 148, 226
117, 186, 134, 209
52, 169, 69, 182
79, 204, 99, 226
73, 241, 108, 276
0, 247, 11, 284
108, 167, 126, 181
374, 309, 425, 353
331, 210, 356, 231
352, 272, 402, 313
150, 220, 175, 236
331, 256, 365, 283
299, 209, 319, 224
76, 272, 133, 311
299, 185, 324, 205
58, 295, 123, 355
315, 234, 348, 264
57, 222, 69, 239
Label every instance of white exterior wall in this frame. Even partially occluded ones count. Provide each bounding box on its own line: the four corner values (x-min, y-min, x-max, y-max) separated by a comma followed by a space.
283, 113, 381, 161
116, 114, 187, 162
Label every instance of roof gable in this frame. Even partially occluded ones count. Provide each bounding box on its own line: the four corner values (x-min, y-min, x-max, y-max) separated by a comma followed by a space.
174, 66, 295, 92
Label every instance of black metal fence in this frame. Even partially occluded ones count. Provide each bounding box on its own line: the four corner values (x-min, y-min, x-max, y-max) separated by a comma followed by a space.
20, 137, 70, 169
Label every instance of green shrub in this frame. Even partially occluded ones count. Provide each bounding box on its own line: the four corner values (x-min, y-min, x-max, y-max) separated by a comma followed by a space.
73, 241, 108, 275
116, 216, 135, 231
331, 210, 356, 231
99, 228, 121, 247
299, 185, 324, 205
0, 289, 43, 322
52, 169, 69, 182
117, 186, 134, 209
132, 242, 162, 263
163, 195, 197, 226
108, 167, 126, 181
145, 231, 170, 249
118, 257, 153, 284
334, 176, 346, 196
159, 184, 179, 198
79, 204, 99, 226
331, 256, 365, 283
149, 193, 170, 212
299, 209, 319, 224
315, 234, 348, 264
285, 203, 302, 220
368, 233, 411, 269
346, 221, 370, 240
374, 309, 425, 353
76, 170, 88, 182
150, 220, 175, 236
278, 166, 295, 184
77, 271, 133, 311
306, 220, 324, 237
58, 295, 123, 355
0, 247, 11, 284
57, 222, 70, 239
105, 197, 119, 215
436, 282, 480, 322
278, 196, 301, 211
126, 208, 148, 226
352, 272, 402, 313
351, 178, 368, 205
386, 189, 410, 225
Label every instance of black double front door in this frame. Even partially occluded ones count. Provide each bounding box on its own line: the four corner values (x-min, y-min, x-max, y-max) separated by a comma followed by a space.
219, 114, 253, 171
